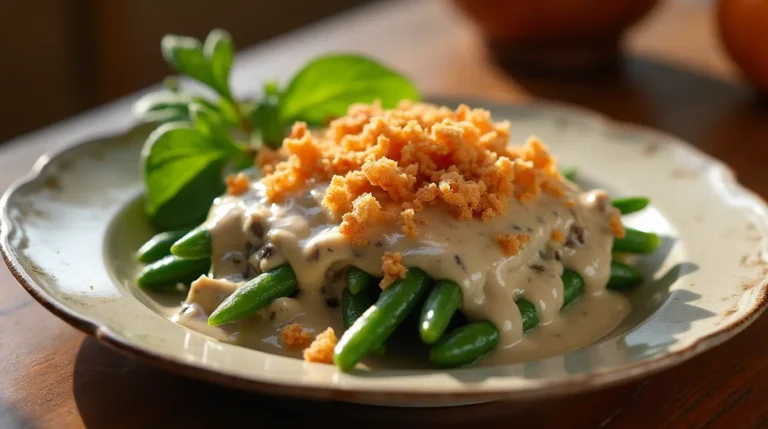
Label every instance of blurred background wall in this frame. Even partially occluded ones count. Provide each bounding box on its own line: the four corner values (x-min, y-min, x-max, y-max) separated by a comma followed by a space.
0, 0, 376, 143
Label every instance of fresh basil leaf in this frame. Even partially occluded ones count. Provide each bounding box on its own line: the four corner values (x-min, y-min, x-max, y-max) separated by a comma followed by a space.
133, 92, 194, 124
132, 92, 229, 127
279, 54, 420, 125
141, 123, 233, 230
250, 96, 285, 149
194, 96, 224, 114
216, 98, 243, 129
190, 102, 251, 167
231, 142, 255, 171
203, 29, 234, 100
161, 35, 217, 93
194, 96, 243, 131
150, 158, 226, 231
263, 80, 280, 97
189, 102, 227, 139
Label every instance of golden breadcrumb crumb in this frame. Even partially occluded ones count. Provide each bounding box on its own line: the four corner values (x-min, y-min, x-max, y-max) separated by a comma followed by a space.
520, 137, 557, 172
226, 173, 250, 196
256, 146, 287, 175
551, 230, 565, 243
541, 178, 564, 197
280, 323, 312, 348
565, 199, 577, 208
339, 193, 391, 246
303, 327, 337, 364
323, 175, 354, 215
494, 233, 532, 256
610, 212, 626, 238
512, 160, 539, 203
258, 101, 574, 244
362, 158, 416, 201
400, 208, 418, 237
380, 251, 407, 289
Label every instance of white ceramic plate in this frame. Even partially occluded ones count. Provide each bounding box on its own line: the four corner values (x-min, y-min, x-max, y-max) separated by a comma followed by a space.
2, 97, 768, 407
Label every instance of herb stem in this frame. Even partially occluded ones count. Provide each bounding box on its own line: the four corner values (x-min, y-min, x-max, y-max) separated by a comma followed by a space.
227, 98, 252, 135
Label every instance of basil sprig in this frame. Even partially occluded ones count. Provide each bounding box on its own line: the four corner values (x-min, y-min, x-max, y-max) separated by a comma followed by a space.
135, 29, 420, 231
278, 54, 420, 127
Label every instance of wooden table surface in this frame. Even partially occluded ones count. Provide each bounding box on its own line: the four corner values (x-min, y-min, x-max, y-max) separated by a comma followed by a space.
2, 0, 768, 427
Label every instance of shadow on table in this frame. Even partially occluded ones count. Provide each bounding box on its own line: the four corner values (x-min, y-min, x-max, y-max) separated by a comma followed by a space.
0, 397, 33, 429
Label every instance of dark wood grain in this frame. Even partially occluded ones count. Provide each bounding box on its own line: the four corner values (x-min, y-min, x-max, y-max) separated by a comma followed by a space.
3, 0, 768, 428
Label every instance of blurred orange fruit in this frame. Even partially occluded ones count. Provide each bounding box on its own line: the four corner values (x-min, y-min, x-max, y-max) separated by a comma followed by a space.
718, 0, 768, 91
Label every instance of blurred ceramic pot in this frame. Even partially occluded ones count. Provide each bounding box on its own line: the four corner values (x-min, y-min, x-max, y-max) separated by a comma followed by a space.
452, 0, 659, 74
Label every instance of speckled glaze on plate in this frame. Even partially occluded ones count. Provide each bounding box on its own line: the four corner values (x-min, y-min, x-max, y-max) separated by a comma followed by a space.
2, 98, 767, 407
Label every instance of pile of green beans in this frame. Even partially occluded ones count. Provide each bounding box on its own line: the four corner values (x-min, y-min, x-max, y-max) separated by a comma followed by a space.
133, 194, 659, 371
135, 226, 211, 290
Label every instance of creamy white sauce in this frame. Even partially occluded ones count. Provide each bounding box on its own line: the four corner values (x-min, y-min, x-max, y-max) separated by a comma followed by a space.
172, 179, 630, 366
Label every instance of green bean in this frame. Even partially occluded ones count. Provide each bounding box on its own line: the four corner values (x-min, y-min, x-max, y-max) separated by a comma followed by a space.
608, 260, 644, 290
561, 268, 585, 309
419, 280, 462, 344
208, 264, 298, 326
342, 286, 376, 329
516, 299, 539, 333
561, 263, 645, 294
434, 270, 587, 355
428, 260, 645, 368
136, 255, 210, 290
447, 308, 469, 330
612, 227, 661, 254
429, 321, 499, 367
424, 269, 584, 344
341, 287, 386, 355
612, 197, 650, 215
561, 166, 578, 181
333, 267, 431, 371
346, 266, 376, 295
135, 228, 192, 263
170, 226, 211, 259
